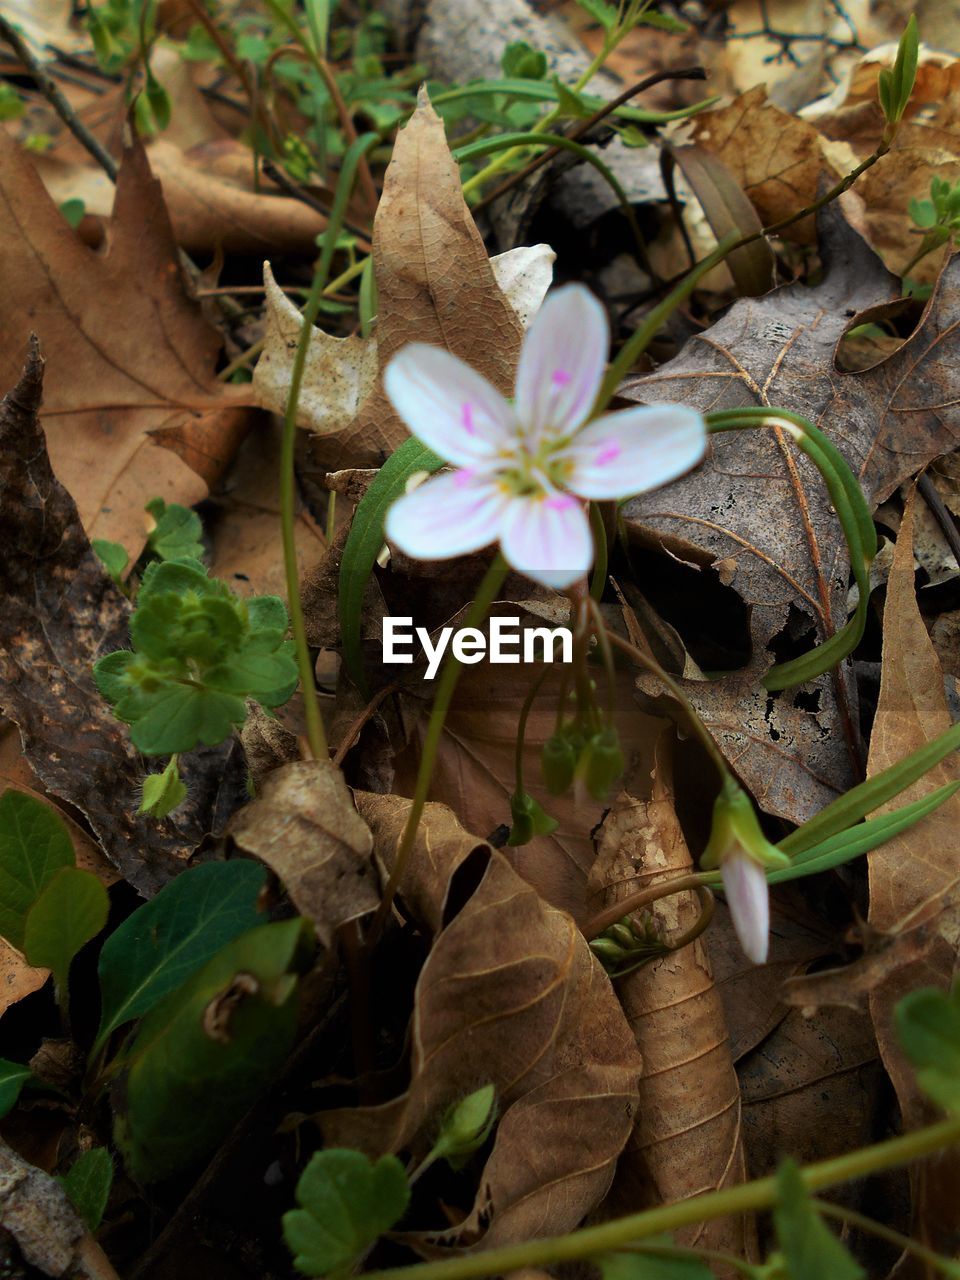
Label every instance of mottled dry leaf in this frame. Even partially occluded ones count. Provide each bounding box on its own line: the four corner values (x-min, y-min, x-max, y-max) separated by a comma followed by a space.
621, 211, 960, 826
738, 1004, 884, 1173
228, 760, 378, 945
589, 744, 754, 1260
0, 345, 248, 895
0, 128, 249, 560
321, 793, 642, 1252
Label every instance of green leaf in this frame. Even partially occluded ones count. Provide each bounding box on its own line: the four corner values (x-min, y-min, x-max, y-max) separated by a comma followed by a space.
338, 437, 444, 689
552, 75, 593, 120
892, 15, 919, 119
128, 683, 247, 755
896, 985, 960, 1115
92, 539, 129, 585
0, 790, 76, 951
637, 9, 689, 32
283, 1149, 410, 1276
0, 1060, 32, 1119
574, 0, 618, 31
61, 1148, 113, 1232
501, 40, 547, 79
774, 1160, 864, 1280
95, 860, 267, 1056
145, 498, 205, 563
139, 757, 187, 818
59, 198, 87, 229
600, 1245, 714, 1280
23, 867, 109, 992
428, 1084, 497, 1169
114, 918, 313, 1182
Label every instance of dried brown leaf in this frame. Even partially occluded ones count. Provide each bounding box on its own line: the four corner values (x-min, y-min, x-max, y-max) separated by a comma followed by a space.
0, 128, 249, 559
590, 743, 754, 1261
299, 88, 524, 469
0, 343, 248, 895
321, 792, 642, 1252
228, 760, 379, 945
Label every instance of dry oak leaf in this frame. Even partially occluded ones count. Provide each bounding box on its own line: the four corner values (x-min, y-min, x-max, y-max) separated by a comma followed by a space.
589, 739, 755, 1264
0, 127, 250, 560
0, 343, 249, 896
684, 86, 840, 245
228, 760, 378, 946
621, 211, 960, 827
320, 792, 642, 1253
254, 89, 547, 470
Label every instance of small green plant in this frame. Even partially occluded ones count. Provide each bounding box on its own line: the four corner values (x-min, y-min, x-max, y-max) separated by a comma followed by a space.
93, 504, 297, 817
905, 174, 960, 279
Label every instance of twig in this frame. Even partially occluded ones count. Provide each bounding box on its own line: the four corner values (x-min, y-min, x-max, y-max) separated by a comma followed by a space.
918, 470, 960, 570
0, 14, 118, 181
261, 157, 373, 248
472, 66, 706, 216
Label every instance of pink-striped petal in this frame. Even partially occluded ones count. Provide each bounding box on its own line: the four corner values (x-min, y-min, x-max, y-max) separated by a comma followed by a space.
514, 285, 608, 441
560, 403, 707, 500
499, 492, 593, 589
720, 851, 769, 965
384, 470, 510, 560
384, 344, 517, 466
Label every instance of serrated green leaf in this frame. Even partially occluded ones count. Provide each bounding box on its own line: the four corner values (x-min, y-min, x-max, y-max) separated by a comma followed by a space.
0, 790, 76, 951
247, 595, 290, 636
338, 437, 444, 689
0, 1060, 32, 1119
128, 683, 247, 755
205, 647, 299, 699
774, 1161, 864, 1280
896, 985, 960, 1115
139, 757, 187, 819
95, 860, 267, 1056
61, 1148, 113, 1232
600, 1245, 713, 1280
114, 918, 313, 1182
23, 867, 109, 992
283, 1149, 410, 1276
145, 498, 205, 563
93, 649, 136, 707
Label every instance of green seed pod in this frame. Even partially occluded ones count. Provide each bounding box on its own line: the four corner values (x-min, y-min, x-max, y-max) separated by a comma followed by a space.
580, 728, 625, 802
541, 729, 579, 795
507, 792, 558, 847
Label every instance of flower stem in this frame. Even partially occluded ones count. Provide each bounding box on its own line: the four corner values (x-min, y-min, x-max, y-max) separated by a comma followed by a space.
814, 1200, 960, 1277
361, 1117, 960, 1280
369, 554, 510, 938
280, 132, 379, 760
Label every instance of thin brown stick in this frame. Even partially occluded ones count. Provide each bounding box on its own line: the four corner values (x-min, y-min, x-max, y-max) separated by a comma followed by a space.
0, 14, 118, 180
472, 67, 707, 216
918, 469, 960, 570
584, 872, 705, 940
183, 0, 279, 149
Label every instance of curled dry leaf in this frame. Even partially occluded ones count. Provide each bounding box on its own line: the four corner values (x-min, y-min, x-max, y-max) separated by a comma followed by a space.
320, 793, 642, 1252
254, 90, 552, 470
0, 344, 248, 896
589, 741, 755, 1262
0, 128, 250, 560
622, 208, 960, 826
228, 760, 379, 945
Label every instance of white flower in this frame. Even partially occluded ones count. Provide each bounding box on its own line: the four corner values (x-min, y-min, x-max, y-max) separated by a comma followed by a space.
719, 850, 770, 966
382, 285, 707, 589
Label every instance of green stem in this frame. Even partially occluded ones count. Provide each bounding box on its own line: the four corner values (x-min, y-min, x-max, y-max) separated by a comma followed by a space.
280, 131, 379, 760
814, 1199, 960, 1278
588, 502, 608, 601
369, 554, 510, 937
514, 668, 550, 795
362, 1117, 960, 1280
